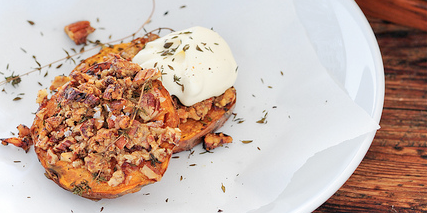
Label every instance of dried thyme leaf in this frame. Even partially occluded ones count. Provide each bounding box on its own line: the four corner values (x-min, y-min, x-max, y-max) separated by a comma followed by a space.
163, 42, 173, 49
149, 153, 161, 167
221, 183, 226, 193
27, 20, 35, 25
173, 74, 184, 91
256, 111, 268, 124
195, 45, 203, 52
183, 44, 190, 51
5, 72, 21, 87
71, 180, 91, 196
241, 140, 253, 144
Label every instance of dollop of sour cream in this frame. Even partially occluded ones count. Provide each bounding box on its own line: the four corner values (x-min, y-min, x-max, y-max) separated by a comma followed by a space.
132, 26, 238, 106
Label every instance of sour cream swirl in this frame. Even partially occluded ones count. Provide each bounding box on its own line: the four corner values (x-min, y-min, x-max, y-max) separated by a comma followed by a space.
132, 26, 238, 106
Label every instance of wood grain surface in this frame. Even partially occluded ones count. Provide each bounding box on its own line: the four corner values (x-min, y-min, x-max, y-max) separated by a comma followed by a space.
355, 0, 427, 31
314, 14, 427, 213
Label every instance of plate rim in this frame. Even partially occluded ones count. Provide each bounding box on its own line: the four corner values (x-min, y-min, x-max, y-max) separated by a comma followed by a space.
298, 0, 385, 212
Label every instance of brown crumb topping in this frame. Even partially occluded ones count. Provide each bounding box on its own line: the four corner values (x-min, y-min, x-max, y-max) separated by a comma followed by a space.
175, 87, 236, 124
32, 55, 180, 186
64, 21, 95, 45
203, 132, 232, 151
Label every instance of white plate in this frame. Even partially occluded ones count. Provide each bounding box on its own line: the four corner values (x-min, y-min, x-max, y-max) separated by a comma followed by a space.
0, 0, 383, 212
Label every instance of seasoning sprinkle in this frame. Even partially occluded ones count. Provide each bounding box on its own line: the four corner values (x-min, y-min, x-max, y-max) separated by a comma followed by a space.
195, 45, 203, 52
5, 72, 21, 87
241, 140, 253, 144
221, 183, 226, 193
0, 5, 159, 87
183, 44, 190, 51
173, 74, 184, 91
256, 111, 268, 124
163, 42, 173, 49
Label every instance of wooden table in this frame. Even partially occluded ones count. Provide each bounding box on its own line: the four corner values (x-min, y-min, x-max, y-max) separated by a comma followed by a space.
314, 13, 427, 213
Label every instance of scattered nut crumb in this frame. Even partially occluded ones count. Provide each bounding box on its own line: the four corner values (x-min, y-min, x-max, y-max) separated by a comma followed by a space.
64, 21, 95, 45
203, 132, 232, 151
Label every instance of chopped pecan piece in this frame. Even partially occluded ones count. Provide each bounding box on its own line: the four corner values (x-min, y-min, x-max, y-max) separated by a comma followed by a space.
50, 76, 71, 91
214, 87, 236, 107
138, 92, 161, 122
1, 124, 33, 152
203, 132, 233, 151
64, 21, 95, 45
176, 97, 213, 123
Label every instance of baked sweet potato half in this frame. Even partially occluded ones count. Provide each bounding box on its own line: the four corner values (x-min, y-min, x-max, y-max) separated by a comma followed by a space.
31, 55, 180, 199
71, 34, 236, 153
2, 31, 236, 200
